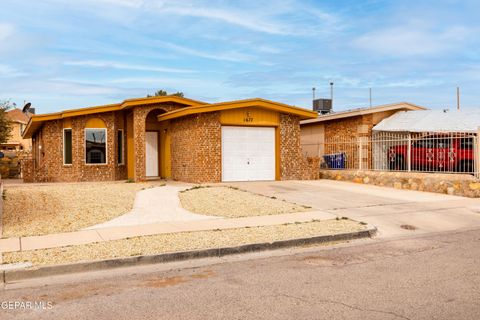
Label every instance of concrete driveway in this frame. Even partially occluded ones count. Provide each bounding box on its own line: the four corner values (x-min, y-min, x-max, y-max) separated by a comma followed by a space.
227, 180, 480, 238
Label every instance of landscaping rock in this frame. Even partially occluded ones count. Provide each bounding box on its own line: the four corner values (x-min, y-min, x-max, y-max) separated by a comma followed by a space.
319, 169, 480, 198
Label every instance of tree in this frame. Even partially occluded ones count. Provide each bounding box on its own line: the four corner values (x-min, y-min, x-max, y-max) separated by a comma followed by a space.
0, 100, 13, 144
147, 89, 184, 98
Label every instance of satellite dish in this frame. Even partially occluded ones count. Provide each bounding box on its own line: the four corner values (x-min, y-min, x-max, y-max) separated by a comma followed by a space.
22, 102, 31, 113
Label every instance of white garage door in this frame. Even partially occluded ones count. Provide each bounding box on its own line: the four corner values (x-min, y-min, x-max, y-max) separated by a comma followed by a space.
222, 126, 276, 182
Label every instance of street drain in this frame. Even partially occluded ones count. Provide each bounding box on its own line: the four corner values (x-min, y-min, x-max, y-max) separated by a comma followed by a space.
400, 224, 417, 230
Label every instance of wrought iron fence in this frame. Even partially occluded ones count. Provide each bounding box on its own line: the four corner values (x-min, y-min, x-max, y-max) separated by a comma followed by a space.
302, 131, 480, 177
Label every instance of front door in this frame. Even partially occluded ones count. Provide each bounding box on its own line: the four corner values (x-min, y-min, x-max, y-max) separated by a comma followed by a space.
146, 131, 159, 177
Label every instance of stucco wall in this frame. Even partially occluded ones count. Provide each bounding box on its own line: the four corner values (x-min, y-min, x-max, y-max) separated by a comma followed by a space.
1, 122, 32, 151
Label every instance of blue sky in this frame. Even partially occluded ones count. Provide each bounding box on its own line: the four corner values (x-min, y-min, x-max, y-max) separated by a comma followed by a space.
1, 0, 479, 113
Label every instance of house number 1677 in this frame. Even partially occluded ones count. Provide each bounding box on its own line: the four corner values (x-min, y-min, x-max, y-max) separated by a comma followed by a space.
243, 112, 253, 122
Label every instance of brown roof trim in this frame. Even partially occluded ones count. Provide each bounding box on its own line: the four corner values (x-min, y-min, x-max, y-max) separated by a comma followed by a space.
22, 95, 207, 138
157, 98, 318, 121
300, 102, 427, 125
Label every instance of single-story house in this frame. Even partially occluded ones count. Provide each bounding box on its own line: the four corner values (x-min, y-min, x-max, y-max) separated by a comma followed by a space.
1, 108, 32, 152
299, 102, 427, 158
371, 108, 480, 172
21, 95, 318, 183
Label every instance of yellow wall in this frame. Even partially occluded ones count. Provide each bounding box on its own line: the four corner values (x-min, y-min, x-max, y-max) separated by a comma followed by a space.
3, 122, 32, 151
85, 117, 107, 128
126, 113, 134, 179
159, 121, 171, 178
63, 118, 72, 128
220, 107, 280, 126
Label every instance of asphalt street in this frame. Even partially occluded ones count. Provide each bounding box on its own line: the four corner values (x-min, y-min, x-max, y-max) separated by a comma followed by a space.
1, 228, 479, 320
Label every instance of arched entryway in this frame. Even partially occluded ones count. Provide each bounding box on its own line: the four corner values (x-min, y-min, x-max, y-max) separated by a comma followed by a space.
130, 106, 173, 182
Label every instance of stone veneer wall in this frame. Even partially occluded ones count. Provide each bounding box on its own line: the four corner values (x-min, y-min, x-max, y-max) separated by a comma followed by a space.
319, 169, 480, 198
31, 113, 117, 182
22, 103, 184, 183
23, 112, 125, 182
0, 151, 29, 178
170, 112, 222, 183
280, 114, 319, 180
22, 105, 320, 183
132, 103, 179, 181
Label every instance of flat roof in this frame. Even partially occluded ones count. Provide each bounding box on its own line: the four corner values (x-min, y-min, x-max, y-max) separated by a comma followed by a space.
157, 98, 318, 121
300, 102, 427, 125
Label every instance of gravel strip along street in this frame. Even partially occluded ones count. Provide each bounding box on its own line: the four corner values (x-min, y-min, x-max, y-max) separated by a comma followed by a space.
3, 219, 366, 266
179, 186, 308, 218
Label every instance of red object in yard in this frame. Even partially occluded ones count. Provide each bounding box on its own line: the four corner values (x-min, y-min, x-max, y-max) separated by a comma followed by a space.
389, 135, 474, 173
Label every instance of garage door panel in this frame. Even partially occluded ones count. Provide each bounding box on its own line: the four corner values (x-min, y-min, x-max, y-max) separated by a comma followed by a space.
222, 126, 275, 182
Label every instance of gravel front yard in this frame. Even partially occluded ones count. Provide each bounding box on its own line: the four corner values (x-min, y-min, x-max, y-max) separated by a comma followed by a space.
3, 219, 366, 266
2, 181, 165, 238
179, 186, 308, 218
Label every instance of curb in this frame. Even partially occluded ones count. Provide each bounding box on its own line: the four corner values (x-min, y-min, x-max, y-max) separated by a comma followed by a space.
2, 226, 377, 284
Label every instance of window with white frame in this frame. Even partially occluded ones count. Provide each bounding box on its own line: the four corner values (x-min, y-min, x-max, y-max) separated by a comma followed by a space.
85, 128, 107, 164
63, 128, 72, 165
117, 129, 124, 165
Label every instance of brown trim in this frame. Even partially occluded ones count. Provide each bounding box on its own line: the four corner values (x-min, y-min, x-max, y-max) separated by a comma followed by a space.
300, 102, 427, 125
158, 98, 317, 122
23, 95, 207, 139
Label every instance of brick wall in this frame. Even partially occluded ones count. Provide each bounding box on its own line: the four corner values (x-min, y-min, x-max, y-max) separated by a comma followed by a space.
24, 103, 183, 183
170, 112, 222, 183
27, 113, 119, 182
32, 113, 118, 182
132, 103, 179, 181
279, 114, 319, 180
24, 105, 318, 183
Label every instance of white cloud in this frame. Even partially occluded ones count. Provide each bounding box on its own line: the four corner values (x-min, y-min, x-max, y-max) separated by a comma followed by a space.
154, 4, 293, 35
63, 60, 194, 73
94, 0, 145, 7
157, 41, 253, 62
0, 23, 14, 41
354, 24, 470, 56
0, 64, 27, 77
108, 76, 220, 88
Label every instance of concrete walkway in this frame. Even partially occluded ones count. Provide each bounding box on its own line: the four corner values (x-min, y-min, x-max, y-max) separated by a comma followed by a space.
86, 186, 214, 229
0, 210, 336, 254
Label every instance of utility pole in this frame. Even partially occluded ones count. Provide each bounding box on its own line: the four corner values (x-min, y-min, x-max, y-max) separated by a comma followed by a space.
369, 88, 372, 108
457, 86, 460, 110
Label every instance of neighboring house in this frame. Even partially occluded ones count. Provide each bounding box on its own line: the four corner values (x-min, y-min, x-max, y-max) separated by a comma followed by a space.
22, 95, 318, 183
1, 108, 32, 152
299, 102, 426, 158
372, 108, 480, 172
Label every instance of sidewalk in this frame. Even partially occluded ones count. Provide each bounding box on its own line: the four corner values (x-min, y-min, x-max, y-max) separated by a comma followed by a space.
0, 211, 336, 254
